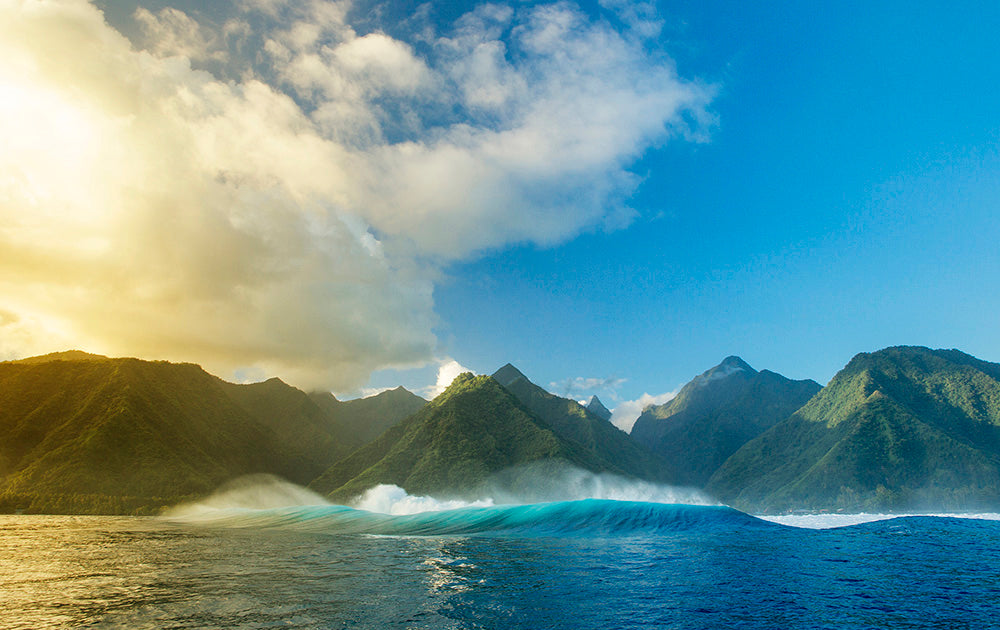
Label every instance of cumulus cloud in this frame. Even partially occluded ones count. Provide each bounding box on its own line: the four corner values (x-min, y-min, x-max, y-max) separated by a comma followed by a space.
424, 358, 473, 399
0, 0, 712, 389
610, 391, 679, 432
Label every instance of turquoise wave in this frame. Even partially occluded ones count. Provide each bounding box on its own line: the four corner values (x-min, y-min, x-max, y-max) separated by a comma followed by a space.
168, 499, 779, 537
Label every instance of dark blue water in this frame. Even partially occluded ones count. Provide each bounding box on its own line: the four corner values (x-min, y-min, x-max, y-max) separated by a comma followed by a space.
3, 502, 1000, 629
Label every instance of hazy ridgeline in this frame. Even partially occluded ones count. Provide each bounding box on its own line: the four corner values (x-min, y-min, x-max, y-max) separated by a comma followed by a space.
3, 345, 1000, 514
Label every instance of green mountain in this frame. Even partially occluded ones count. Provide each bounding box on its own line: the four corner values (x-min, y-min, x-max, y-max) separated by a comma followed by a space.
630, 357, 820, 487
12, 350, 108, 364
221, 377, 349, 478
492, 364, 670, 481
708, 347, 1000, 512
309, 386, 427, 453
224, 380, 424, 469
0, 353, 422, 514
0, 355, 287, 513
309, 373, 615, 501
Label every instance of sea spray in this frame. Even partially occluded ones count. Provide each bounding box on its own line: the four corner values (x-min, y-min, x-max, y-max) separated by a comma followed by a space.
160, 466, 741, 537
352, 484, 494, 515
480, 462, 718, 506
164, 474, 330, 518
348, 469, 716, 515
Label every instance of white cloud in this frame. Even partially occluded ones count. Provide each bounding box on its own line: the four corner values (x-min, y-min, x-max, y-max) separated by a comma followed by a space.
610, 391, 679, 433
134, 6, 222, 61
0, 0, 712, 390
598, 0, 664, 40
424, 358, 473, 399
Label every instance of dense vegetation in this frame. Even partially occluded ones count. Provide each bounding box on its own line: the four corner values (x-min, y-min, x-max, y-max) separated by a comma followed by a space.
310, 386, 426, 452
6, 346, 1000, 515
0, 354, 423, 514
708, 347, 1000, 512
631, 357, 821, 487
309, 373, 612, 501
492, 364, 670, 482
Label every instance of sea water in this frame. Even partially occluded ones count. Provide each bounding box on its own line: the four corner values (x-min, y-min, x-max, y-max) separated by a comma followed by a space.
3, 502, 1000, 629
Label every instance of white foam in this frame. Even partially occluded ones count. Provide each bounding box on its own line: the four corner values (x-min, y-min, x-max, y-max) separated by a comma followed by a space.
352, 484, 494, 515
760, 512, 1000, 529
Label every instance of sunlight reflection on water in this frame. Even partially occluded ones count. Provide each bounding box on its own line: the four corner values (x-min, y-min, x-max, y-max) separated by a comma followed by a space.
3, 513, 1000, 629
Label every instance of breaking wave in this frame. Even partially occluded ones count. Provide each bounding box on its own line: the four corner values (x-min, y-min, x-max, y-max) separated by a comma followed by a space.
167, 498, 775, 536
165, 477, 772, 537
164, 476, 1000, 537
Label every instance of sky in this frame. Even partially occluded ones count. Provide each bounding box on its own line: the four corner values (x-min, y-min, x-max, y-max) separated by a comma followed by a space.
2, 0, 999, 428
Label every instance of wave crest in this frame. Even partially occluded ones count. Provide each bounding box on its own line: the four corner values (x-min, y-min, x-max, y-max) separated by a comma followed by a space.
167, 499, 772, 537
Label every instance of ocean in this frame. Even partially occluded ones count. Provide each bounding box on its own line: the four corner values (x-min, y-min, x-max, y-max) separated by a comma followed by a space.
3, 495, 1000, 629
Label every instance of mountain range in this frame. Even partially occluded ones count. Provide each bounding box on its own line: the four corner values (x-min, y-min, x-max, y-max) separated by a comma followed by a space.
708, 347, 1000, 511
4, 346, 1000, 514
311, 373, 614, 500
0, 353, 423, 513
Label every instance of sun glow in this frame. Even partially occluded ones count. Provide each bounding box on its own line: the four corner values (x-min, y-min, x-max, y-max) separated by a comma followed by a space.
0, 0, 708, 389
0, 77, 127, 262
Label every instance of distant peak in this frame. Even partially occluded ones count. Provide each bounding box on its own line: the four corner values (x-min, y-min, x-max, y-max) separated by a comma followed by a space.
384, 386, 424, 400
693, 356, 756, 387
585, 395, 612, 421
718, 356, 754, 371
492, 363, 528, 387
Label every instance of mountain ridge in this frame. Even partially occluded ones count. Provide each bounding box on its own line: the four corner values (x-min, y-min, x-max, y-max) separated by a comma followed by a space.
708, 346, 1000, 511
309, 372, 613, 500
585, 395, 612, 421
0, 353, 423, 514
6, 346, 1000, 514
631, 356, 821, 487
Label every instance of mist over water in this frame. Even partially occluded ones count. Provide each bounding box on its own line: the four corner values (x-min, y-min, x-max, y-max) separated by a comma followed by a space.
480, 462, 716, 507
156, 468, 728, 538
164, 474, 330, 518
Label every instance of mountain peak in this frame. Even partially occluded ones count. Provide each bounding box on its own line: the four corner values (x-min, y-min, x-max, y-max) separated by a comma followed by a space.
492, 363, 528, 388
718, 355, 755, 371
383, 385, 421, 398
708, 345, 1000, 511
585, 395, 612, 421
694, 356, 756, 386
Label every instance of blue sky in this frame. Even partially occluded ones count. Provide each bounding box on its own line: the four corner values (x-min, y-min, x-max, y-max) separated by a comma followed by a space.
2, 0, 998, 425
375, 1, 1000, 407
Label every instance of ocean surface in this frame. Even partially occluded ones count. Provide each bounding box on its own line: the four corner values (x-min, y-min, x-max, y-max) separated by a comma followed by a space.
3, 495, 1000, 629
